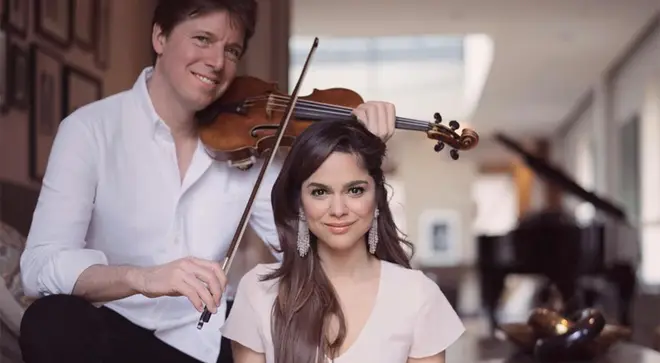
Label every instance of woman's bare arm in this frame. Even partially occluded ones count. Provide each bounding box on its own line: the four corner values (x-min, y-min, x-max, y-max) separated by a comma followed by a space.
231, 341, 266, 363
407, 350, 446, 363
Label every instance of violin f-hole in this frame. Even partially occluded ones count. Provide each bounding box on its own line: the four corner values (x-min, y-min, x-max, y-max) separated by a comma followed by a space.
251, 125, 280, 138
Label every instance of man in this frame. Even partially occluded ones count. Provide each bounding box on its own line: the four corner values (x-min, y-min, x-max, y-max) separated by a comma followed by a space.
18, 1, 396, 362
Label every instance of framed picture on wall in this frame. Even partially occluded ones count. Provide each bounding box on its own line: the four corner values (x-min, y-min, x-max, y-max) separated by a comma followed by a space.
29, 44, 63, 181
0, 29, 7, 113
94, 0, 110, 69
73, 0, 95, 50
414, 209, 462, 267
7, 36, 29, 110
0, 28, 9, 115
63, 65, 102, 117
35, 0, 73, 47
6, 0, 29, 38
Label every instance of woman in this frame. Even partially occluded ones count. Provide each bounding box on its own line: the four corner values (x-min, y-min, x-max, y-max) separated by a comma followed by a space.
221, 119, 465, 363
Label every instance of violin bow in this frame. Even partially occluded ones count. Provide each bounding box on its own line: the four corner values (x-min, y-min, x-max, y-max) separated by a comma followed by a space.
197, 37, 320, 329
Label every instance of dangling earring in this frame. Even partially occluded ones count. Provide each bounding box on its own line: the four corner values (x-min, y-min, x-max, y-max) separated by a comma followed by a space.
297, 209, 310, 257
368, 208, 379, 254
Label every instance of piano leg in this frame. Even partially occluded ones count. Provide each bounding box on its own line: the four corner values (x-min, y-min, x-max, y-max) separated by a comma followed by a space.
553, 277, 580, 315
608, 262, 636, 327
480, 269, 506, 335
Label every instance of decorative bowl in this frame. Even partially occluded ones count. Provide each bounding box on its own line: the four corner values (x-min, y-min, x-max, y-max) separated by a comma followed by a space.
496, 307, 632, 362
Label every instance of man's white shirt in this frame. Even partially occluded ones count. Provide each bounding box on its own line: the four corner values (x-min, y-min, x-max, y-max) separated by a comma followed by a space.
20, 67, 282, 363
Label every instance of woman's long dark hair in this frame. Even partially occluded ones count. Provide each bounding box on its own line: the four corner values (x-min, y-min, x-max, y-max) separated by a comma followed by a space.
261, 119, 414, 363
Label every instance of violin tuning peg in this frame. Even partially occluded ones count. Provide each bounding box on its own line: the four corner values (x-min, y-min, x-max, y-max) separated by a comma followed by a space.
434, 141, 445, 152
450, 149, 459, 160
434, 112, 442, 124
449, 120, 460, 130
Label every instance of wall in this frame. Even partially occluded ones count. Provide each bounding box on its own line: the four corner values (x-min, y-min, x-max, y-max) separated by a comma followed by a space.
553, 13, 660, 280
611, 23, 660, 282
394, 131, 479, 266
236, 0, 290, 89
558, 102, 594, 183
557, 14, 660, 204
0, 0, 157, 188
557, 97, 598, 220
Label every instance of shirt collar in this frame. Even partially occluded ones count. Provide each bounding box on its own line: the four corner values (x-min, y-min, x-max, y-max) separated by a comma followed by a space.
132, 67, 165, 132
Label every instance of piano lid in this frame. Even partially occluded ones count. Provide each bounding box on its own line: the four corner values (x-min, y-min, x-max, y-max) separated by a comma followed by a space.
494, 133, 627, 223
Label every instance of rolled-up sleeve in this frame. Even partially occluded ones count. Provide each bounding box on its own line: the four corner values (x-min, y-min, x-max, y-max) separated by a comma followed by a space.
20, 113, 108, 297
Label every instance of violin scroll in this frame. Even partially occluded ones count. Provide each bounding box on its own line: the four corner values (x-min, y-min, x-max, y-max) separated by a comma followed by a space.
427, 112, 480, 160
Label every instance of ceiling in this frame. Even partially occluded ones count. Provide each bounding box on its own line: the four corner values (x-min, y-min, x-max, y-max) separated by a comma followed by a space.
291, 0, 660, 161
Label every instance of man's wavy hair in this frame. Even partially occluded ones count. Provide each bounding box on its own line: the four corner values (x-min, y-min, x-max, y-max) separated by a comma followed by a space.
151, 0, 257, 63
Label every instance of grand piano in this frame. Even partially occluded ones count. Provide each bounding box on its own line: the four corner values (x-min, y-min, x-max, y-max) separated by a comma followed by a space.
477, 133, 639, 334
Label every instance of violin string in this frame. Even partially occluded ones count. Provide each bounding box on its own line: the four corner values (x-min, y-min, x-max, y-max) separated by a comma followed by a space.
241, 98, 434, 132
265, 104, 429, 132
243, 100, 429, 132
242, 94, 439, 129
262, 94, 434, 128
247, 102, 430, 132
246, 94, 354, 112
243, 100, 350, 119
245, 95, 355, 117
273, 94, 439, 129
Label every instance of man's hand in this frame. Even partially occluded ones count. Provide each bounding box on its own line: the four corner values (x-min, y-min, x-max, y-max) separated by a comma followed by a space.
128, 257, 227, 314
352, 101, 396, 142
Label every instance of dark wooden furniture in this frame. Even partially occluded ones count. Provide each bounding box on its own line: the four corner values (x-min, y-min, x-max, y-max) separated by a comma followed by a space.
0, 180, 40, 363
476, 134, 637, 334
0, 180, 40, 236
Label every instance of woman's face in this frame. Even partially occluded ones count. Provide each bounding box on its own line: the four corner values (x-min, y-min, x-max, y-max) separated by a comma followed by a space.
300, 152, 377, 254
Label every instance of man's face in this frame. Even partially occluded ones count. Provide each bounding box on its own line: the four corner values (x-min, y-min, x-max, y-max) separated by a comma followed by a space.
152, 10, 245, 112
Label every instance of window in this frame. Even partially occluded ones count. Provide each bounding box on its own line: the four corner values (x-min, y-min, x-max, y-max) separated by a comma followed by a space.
288, 35, 472, 122
573, 136, 596, 225
639, 83, 660, 285
619, 116, 640, 224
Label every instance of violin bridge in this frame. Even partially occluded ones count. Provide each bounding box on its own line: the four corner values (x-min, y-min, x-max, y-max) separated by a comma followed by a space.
266, 93, 275, 119
228, 156, 257, 170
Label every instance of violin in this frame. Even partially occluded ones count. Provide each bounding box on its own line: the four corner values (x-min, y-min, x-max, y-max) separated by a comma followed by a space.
196, 71, 479, 170
196, 37, 480, 329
